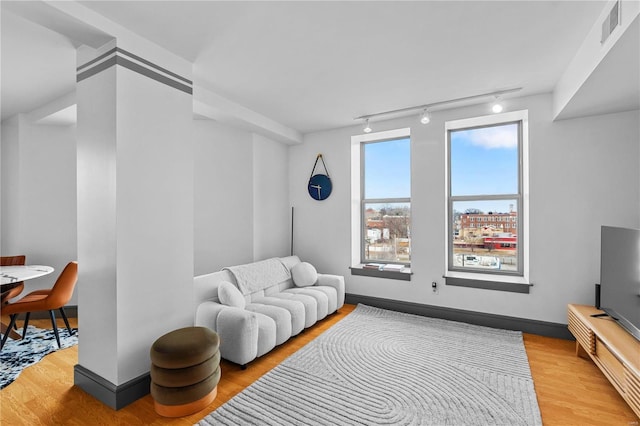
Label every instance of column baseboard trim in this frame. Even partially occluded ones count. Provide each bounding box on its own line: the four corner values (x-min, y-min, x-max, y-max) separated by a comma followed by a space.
74, 364, 150, 410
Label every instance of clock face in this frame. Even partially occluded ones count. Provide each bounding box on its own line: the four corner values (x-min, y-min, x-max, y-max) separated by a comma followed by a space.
308, 174, 332, 201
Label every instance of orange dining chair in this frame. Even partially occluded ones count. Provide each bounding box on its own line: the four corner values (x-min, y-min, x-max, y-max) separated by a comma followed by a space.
1, 261, 78, 350
1, 255, 27, 306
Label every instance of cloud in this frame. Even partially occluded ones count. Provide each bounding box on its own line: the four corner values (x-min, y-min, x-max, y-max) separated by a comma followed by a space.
457, 124, 518, 149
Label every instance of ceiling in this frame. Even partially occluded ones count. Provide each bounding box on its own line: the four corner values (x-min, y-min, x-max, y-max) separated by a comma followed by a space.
1, 9, 76, 124
2, 1, 636, 134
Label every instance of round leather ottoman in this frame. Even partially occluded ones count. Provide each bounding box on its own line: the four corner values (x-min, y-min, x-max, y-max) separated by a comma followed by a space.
150, 326, 221, 417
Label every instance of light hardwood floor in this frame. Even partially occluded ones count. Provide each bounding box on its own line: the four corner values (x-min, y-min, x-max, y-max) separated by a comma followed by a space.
1, 304, 638, 425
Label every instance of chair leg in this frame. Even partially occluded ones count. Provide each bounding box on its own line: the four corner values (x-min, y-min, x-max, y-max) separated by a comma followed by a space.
22, 312, 31, 338
59, 307, 73, 336
1, 314, 19, 350
48, 310, 61, 349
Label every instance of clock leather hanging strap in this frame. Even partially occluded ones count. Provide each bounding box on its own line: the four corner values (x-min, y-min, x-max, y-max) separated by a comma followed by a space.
309, 154, 330, 181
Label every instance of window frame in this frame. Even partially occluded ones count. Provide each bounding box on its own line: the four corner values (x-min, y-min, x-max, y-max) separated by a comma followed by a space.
350, 128, 412, 274
444, 110, 530, 289
360, 137, 411, 265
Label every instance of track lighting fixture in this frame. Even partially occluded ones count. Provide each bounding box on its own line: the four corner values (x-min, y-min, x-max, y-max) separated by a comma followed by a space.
363, 118, 372, 133
420, 109, 431, 124
355, 87, 521, 131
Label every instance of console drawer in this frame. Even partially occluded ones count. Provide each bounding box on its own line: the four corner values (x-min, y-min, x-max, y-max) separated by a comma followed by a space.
595, 337, 625, 389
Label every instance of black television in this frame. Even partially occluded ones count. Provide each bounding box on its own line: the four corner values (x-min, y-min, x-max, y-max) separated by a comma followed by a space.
599, 226, 640, 341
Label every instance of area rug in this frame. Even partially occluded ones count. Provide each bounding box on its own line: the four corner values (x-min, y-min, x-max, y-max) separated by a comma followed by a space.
1, 326, 78, 389
200, 304, 542, 426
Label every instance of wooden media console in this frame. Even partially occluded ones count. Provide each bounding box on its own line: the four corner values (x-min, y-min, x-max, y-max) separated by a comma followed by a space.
568, 304, 640, 419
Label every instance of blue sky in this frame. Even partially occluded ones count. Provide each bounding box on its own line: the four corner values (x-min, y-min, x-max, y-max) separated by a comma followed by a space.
364, 137, 411, 199
364, 124, 518, 214
450, 123, 519, 213
450, 123, 518, 195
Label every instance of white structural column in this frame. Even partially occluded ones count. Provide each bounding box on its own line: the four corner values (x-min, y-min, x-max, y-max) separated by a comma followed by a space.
75, 40, 194, 409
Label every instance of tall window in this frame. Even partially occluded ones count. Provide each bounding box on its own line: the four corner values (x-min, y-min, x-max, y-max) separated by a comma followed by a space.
446, 111, 528, 283
361, 137, 411, 265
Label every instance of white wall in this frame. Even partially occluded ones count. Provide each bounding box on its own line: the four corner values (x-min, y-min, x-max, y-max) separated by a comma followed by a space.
194, 119, 254, 275
289, 93, 640, 325
289, 126, 356, 275
253, 133, 290, 261
193, 122, 291, 274
1, 116, 22, 254
1, 116, 77, 302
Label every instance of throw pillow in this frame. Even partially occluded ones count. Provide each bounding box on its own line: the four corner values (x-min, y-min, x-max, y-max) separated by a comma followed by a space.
291, 262, 318, 287
218, 281, 246, 309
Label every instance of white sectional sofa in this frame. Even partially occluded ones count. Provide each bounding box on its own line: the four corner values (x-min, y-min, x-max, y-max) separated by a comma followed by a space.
194, 256, 345, 367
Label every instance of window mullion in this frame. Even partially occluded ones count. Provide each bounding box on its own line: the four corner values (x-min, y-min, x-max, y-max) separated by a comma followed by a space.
363, 197, 411, 204
451, 194, 519, 202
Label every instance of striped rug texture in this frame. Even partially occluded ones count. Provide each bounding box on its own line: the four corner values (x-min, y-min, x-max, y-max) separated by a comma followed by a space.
200, 304, 542, 425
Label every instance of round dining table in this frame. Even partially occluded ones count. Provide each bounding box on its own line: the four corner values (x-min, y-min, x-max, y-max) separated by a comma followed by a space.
1, 265, 55, 340
1, 265, 54, 285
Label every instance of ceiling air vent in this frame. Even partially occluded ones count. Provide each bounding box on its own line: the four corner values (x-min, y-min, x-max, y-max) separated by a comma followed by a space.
601, 0, 621, 44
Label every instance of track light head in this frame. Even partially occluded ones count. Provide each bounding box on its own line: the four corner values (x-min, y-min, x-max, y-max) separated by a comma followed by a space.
363, 119, 372, 133
491, 97, 503, 113
420, 109, 431, 124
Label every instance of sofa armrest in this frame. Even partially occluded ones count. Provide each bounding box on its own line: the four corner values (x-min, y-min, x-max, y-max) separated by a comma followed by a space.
195, 300, 226, 332
195, 301, 259, 365
316, 274, 345, 309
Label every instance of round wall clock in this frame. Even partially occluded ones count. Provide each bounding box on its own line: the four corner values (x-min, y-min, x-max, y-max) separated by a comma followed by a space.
308, 154, 332, 201
308, 173, 332, 200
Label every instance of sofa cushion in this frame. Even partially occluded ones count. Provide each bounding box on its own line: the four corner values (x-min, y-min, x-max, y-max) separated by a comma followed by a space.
270, 292, 318, 328
253, 312, 277, 358
307, 285, 338, 314
218, 281, 245, 309
284, 287, 330, 320
316, 274, 346, 309
246, 304, 292, 346
251, 296, 305, 336
215, 308, 266, 366
291, 262, 318, 287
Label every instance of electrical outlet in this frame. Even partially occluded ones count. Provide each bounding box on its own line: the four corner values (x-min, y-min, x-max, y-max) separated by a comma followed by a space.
432, 281, 438, 293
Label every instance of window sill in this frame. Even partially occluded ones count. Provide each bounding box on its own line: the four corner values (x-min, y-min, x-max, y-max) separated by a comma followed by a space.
350, 265, 412, 281
444, 275, 532, 294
